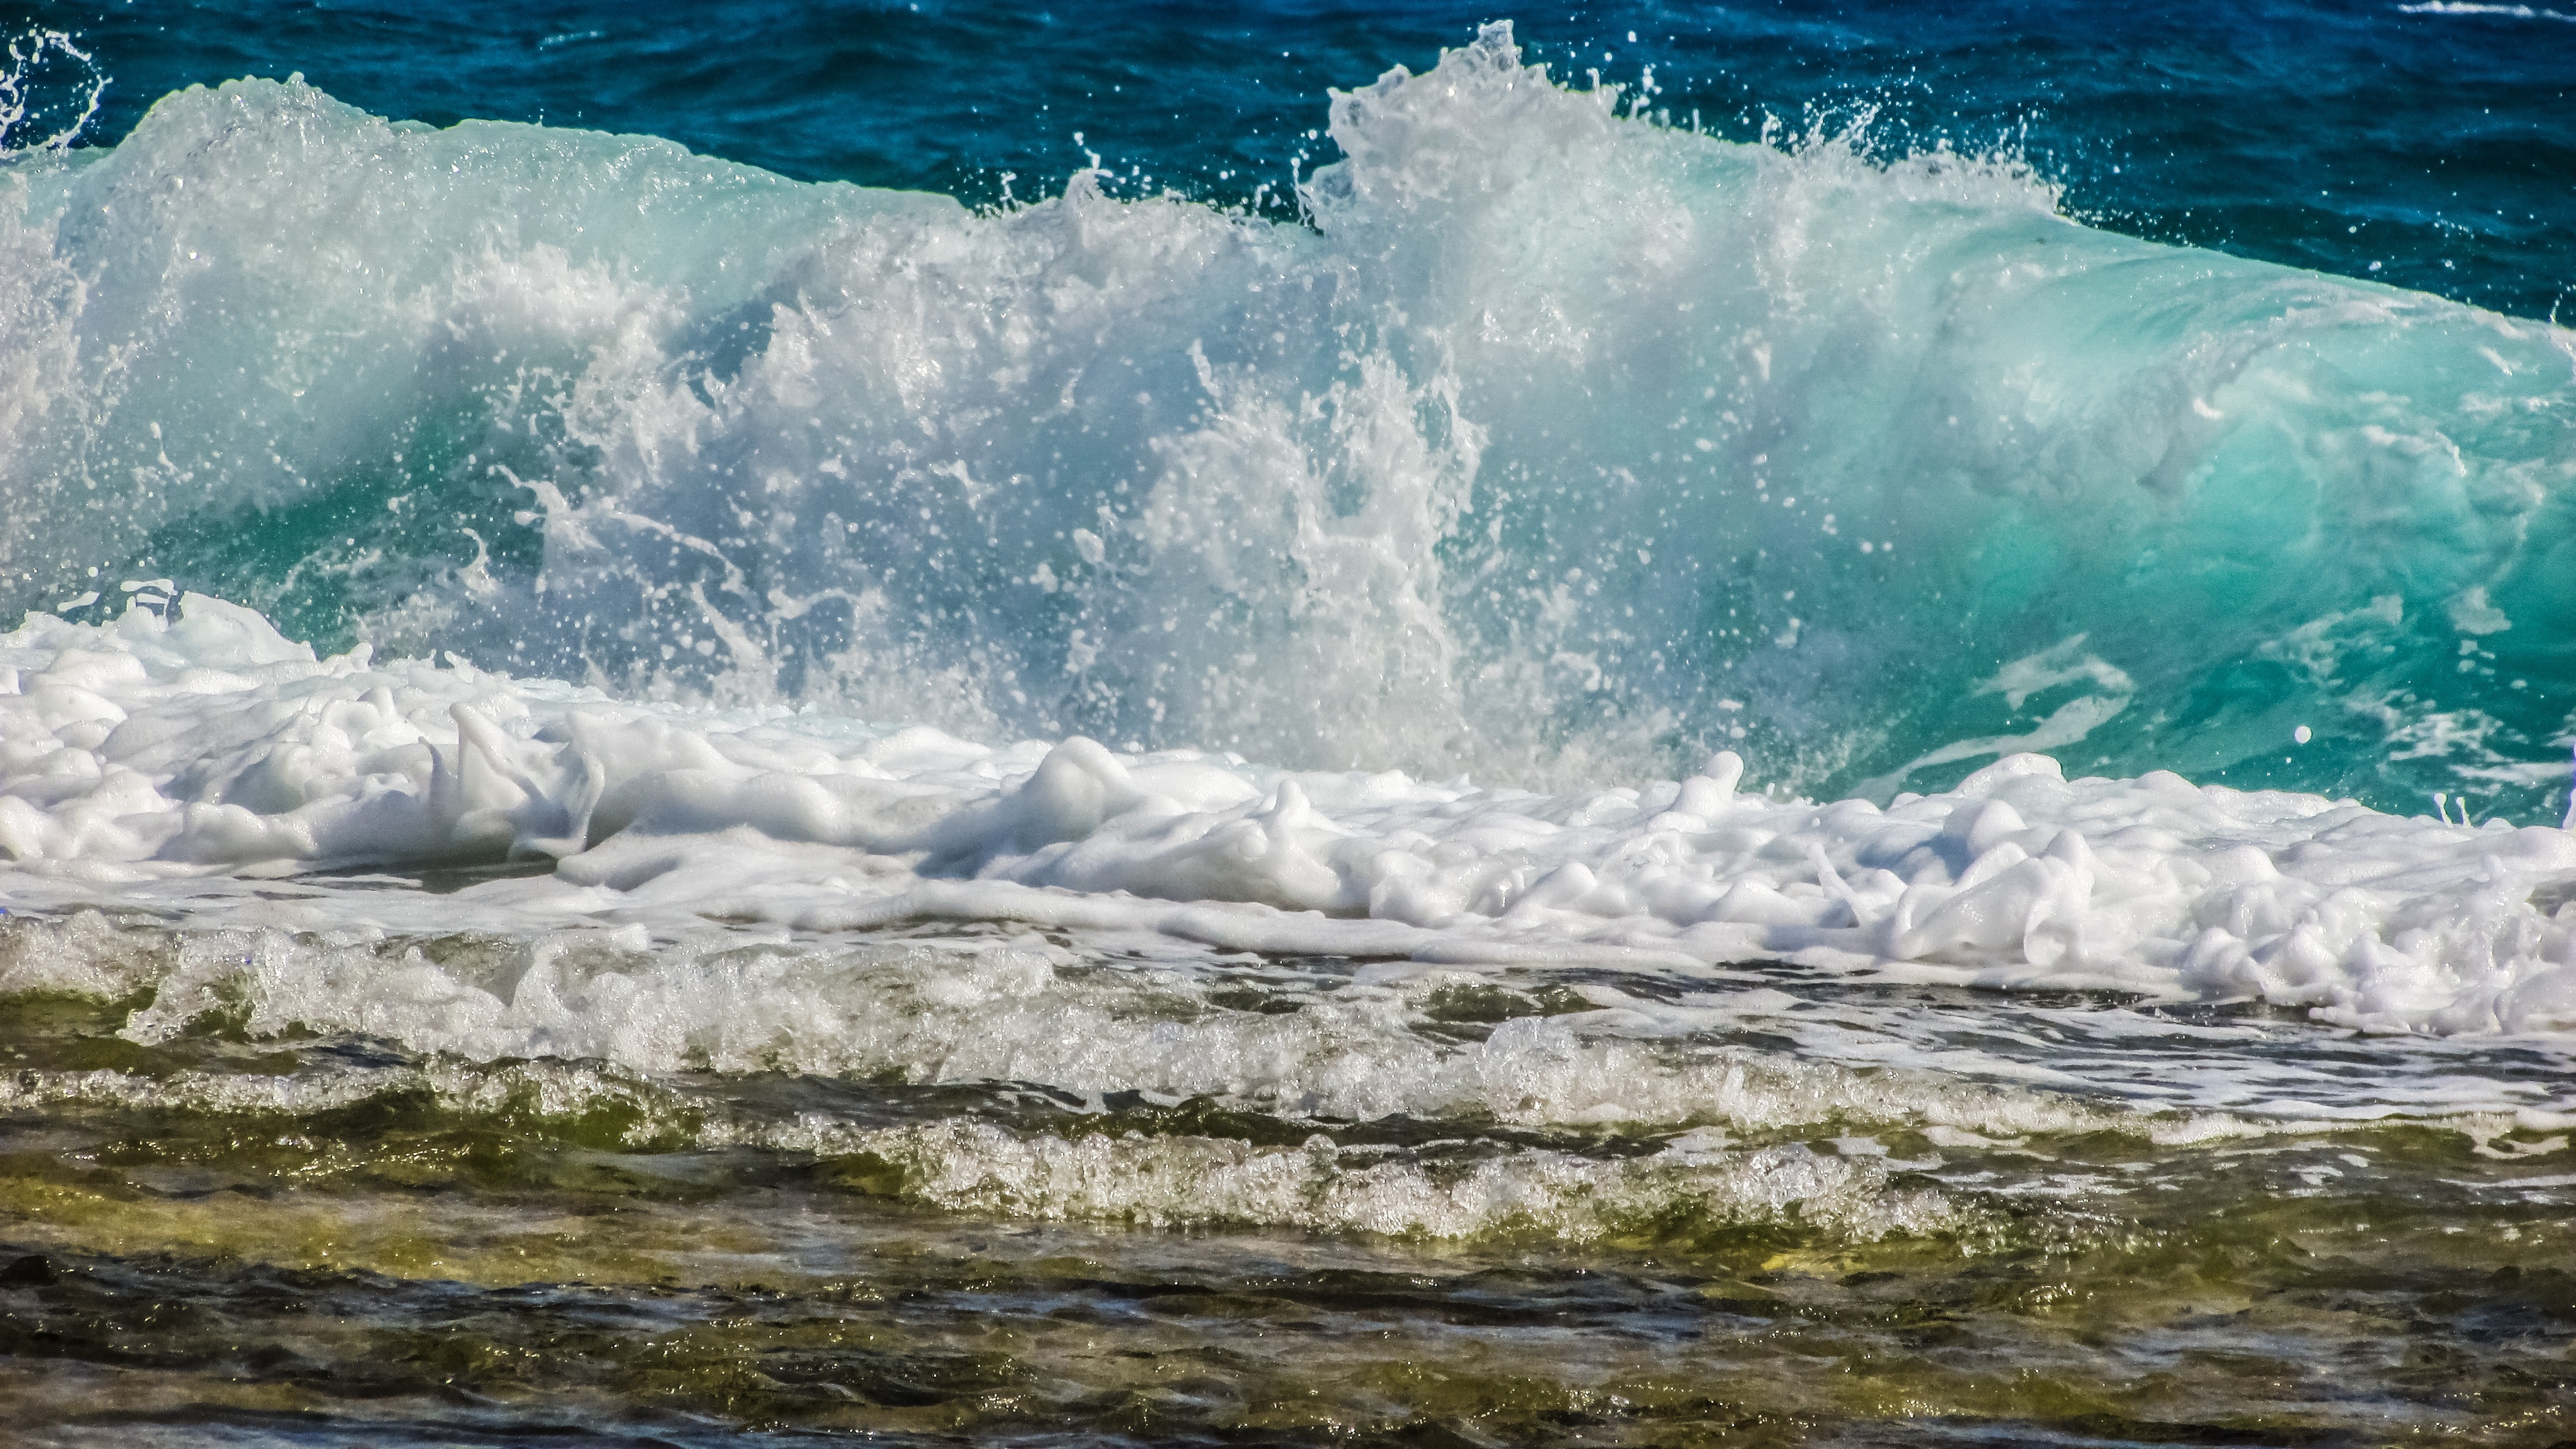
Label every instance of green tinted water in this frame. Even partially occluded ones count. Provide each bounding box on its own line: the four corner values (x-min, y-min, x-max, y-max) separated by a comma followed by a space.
6, 917, 2572, 1446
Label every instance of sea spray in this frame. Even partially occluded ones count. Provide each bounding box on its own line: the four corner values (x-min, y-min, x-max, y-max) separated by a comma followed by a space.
8, 14, 2576, 1442
2, 25, 2569, 814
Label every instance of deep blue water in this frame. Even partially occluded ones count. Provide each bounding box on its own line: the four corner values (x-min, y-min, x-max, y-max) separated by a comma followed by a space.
26, 0, 2576, 318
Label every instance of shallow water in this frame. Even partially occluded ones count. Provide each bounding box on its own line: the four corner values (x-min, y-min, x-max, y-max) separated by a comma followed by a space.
6, 3, 2576, 1443
7, 914, 2576, 1443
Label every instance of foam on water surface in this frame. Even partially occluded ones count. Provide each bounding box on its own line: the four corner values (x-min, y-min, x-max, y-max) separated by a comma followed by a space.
8, 16, 2576, 1443
10, 592, 2576, 1049
1, 24, 2570, 813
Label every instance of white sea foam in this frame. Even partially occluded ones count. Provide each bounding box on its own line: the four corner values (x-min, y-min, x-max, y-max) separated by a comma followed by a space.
763, 1118, 1963, 1242
7, 595, 2576, 1039
0, 908, 2288, 1136
17, 901, 2574, 1199
0, 1041, 1962, 1242
1, 25, 2568, 809
4, 20, 2576, 1220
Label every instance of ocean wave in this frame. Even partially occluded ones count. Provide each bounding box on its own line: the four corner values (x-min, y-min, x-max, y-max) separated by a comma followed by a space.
0, 910, 2246, 1136
783, 1117, 1963, 1242
8, 595, 2576, 1036
0, 25, 2568, 813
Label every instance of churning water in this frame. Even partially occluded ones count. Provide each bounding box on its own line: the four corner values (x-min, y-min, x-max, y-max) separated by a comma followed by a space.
4, 3, 2575, 1443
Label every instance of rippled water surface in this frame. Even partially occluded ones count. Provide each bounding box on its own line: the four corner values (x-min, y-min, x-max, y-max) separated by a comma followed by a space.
6, 2, 2576, 1443
8, 906, 2576, 1443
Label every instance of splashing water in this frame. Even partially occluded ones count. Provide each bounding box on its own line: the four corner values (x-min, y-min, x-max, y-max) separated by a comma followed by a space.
7, 16, 2576, 1446
1, 23, 2569, 814
0, 29, 103, 157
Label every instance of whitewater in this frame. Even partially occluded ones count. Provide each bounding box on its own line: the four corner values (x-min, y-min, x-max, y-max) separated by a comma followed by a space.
6, 20, 2576, 1444
4, 23, 2574, 1033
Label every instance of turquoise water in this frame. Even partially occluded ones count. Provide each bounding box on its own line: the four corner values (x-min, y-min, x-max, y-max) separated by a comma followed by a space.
6, 6, 2576, 1444
5, 4, 2575, 813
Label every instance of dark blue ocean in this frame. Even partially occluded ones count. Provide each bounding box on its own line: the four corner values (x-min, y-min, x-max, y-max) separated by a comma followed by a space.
4, 4, 2576, 1445
30, 0, 2576, 318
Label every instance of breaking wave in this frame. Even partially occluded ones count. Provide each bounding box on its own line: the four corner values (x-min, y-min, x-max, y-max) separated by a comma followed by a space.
1, 23, 2568, 813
